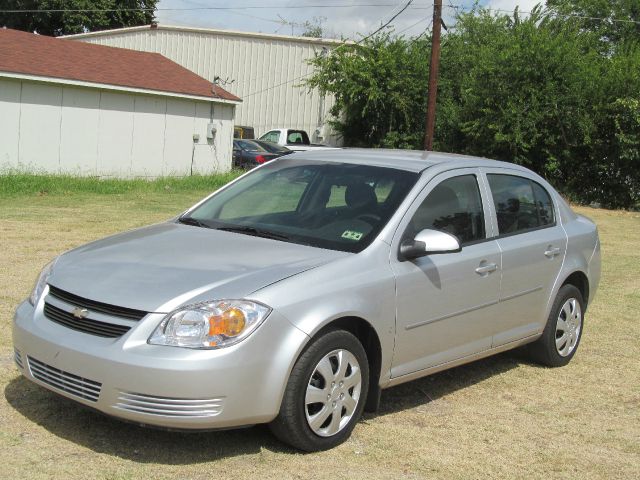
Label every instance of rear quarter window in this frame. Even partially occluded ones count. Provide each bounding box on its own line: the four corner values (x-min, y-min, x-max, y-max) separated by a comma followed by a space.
487, 174, 555, 235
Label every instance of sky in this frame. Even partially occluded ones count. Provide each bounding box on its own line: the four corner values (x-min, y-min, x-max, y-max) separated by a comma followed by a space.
155, 0, 547, 39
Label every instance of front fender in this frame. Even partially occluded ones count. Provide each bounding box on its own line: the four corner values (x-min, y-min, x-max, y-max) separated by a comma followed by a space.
249, 241, 396, 386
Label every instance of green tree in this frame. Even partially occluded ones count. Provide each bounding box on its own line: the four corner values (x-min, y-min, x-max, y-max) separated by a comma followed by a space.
307, 33, 430, 148
301, 16, 326, 38
437, 8, 603, 176
306, 5, 640, 207
0, 0, 157, 37
547, 0, 640, 46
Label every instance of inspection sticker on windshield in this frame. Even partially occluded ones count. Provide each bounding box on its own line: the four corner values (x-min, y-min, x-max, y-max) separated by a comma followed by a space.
341, 230, 363, 241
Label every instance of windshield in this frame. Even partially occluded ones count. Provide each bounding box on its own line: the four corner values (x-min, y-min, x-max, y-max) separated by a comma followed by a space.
183, 159, 419, 253
235, 140, 267, 152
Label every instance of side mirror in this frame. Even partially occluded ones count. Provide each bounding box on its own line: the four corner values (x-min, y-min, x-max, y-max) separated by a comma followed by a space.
399, 229, 461, 261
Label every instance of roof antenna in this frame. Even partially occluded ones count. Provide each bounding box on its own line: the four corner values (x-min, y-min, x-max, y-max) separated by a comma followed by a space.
213, 76, 235, 87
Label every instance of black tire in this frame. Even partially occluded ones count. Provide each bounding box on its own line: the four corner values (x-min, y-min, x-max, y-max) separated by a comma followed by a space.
269, 329, 369, 452
527, 284, 585, 367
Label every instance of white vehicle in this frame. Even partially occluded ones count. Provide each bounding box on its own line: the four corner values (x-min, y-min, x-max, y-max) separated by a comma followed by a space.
259, 129, 339, 152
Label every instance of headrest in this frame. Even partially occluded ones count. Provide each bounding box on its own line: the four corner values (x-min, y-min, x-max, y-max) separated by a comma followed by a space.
345, 183, 378, 210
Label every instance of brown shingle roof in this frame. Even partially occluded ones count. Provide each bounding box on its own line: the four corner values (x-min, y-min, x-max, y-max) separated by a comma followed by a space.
0, 28, 240, 102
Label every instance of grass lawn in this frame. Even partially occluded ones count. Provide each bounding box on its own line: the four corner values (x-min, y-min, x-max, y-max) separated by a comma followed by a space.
0, 179, 638, 479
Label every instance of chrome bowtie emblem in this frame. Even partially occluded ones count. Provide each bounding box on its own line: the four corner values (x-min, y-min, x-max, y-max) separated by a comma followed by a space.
72, 307, 89, 319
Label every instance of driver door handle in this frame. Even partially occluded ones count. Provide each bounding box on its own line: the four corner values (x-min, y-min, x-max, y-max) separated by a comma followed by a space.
475, 263, 497, 275
544, 247, 561, 258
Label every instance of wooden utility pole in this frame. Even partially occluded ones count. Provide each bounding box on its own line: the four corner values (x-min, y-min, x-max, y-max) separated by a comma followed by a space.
424, 0, 443, 151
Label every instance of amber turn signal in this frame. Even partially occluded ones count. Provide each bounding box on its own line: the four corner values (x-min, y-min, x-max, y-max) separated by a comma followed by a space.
208, 307, 246, 337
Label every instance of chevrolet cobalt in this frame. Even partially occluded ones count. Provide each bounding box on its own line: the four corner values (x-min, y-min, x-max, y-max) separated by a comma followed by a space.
13, 150, 601, 451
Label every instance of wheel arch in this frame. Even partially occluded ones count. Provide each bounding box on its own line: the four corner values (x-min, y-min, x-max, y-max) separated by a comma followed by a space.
305, 316, 383, 412
560, 270, 590, 309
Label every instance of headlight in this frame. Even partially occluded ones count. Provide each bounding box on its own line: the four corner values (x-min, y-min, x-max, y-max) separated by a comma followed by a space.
29, 259, 56, 306
148, 300, 271, 349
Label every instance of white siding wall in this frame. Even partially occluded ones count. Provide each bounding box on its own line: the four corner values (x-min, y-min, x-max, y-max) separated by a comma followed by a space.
19, 83, 63, 171
0, 80, 22, 166
75, 28, 341, 145
60, 88, 100, 173
0, 77, 234, 176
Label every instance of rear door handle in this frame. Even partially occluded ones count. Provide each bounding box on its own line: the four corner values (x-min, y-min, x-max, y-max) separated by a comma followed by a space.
544, 247, 561, 258
475, 263, 497, 275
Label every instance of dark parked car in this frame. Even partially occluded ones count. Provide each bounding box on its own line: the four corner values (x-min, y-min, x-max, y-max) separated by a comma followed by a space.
251, 140, 293, 156
232, 140, 291, 169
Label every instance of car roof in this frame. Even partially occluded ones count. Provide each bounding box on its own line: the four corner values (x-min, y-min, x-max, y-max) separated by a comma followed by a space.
290, 148, 526, 173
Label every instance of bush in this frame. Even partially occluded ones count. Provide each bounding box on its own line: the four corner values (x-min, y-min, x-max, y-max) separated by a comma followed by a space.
307, 5, 640, 208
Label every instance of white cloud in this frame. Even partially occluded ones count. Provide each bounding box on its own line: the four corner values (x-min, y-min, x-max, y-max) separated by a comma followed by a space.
153, 1, 548, 40
484, 0, 547, 15
155, 1, 437, 40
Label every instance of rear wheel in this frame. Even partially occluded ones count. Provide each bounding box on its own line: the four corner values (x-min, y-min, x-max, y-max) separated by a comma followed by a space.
269, 329, 369, 451
528, 284, 585, 367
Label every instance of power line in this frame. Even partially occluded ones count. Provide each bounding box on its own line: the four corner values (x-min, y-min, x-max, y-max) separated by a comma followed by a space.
3, 2, 635, 25
0, 3, 433, 14
415, 18, 434, 39
243, 0, 417, 98
443, 3, 640, 26
394, 12, 432, 36
176, 0, 287, 25
366, 0, 419, 36
360, 0, 415, 42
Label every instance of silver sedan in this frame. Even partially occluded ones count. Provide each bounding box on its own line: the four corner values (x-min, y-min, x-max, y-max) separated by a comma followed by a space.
13, 149, 601, 451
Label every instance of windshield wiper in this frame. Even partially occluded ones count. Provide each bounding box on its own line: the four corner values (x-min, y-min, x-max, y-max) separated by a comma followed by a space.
216, 225, 290, 241
177, 216, 210, 228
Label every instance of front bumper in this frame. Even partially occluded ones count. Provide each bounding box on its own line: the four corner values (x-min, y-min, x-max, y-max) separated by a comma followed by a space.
12, 299, 308, 430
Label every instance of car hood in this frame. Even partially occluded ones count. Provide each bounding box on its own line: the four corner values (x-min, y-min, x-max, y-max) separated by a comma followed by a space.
48, 223, 348, 313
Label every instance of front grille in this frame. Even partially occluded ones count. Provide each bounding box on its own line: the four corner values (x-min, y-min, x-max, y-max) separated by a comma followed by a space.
44, 303, 131, 338
27, 356, 102, 402
14, 348, 23, 369
114, 392, 224, 418
48, 285, 147, 321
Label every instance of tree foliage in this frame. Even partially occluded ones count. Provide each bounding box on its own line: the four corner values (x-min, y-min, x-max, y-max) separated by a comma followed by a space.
0, 0, 157, 36
547, 0, 640, 47
307, 5, 640, 208
301, 16, 326, 38
307, 34, 430, 148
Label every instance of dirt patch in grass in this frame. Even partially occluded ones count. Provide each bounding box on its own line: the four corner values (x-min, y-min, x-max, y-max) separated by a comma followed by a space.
0, 191, 638, 479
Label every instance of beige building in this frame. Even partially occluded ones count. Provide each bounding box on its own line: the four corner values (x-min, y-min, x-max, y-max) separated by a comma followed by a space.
65, 24, 343, 145
0, 28, 239, 177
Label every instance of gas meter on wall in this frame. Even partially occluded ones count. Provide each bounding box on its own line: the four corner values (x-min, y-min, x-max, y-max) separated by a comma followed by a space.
206, 123, 218, 139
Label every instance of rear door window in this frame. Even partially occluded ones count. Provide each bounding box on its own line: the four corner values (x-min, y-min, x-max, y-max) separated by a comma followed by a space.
487, 174, 555, 235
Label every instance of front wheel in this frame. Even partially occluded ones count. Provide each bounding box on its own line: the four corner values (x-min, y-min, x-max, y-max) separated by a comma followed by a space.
269, 329, 369, 451
527, 284, 585, 367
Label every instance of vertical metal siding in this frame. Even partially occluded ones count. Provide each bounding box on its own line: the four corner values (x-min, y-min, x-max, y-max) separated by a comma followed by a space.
76, 29, 340, 144
0, 78, 231, 176
0, 78, 21, 167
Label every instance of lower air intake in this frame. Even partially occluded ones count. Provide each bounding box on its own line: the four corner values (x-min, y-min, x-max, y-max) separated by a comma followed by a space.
114, 391, 224, 418
27, 356, 102, 402
14, 349, 23, 369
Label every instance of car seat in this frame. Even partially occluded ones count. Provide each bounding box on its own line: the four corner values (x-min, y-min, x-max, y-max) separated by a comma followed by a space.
345, 183, 377, 213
